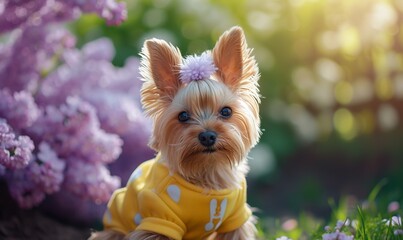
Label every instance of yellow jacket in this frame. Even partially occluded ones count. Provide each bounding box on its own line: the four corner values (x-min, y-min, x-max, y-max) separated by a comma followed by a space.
103, 154, 251, 240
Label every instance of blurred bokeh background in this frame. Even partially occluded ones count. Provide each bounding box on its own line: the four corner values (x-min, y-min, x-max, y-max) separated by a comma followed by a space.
0, 0, 402, 239
68, 0, 403, 223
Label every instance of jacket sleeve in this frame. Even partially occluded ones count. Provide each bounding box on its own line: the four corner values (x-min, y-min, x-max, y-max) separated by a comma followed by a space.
136, 189, 186, 240
216, 179, 252, 233
103, 188, 129, 234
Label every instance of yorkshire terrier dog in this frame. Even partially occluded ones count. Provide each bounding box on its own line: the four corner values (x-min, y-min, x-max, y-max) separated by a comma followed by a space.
91, 26, 261, 240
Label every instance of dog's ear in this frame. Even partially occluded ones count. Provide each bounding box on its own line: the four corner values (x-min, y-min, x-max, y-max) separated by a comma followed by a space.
212, 26, 258, 90
142, 39, 182, 98
140, 39, 182, 117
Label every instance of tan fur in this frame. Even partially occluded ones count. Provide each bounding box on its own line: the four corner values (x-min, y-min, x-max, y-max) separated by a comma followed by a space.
216, 215, 258, 240
89, 230, 125, 240
156, 79, 253, 190
92, 26, 260, 240
212, 27, 261, 123
126, 230, 171, 240
139, 39, 183, 121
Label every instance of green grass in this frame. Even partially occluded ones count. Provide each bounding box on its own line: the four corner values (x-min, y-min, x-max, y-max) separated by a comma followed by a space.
259, 180, 403, 240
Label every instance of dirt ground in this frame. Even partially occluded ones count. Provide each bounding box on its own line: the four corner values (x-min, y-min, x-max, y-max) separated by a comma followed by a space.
0, 181, 91, 240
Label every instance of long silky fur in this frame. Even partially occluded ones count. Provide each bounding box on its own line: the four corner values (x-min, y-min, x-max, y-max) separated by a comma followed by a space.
89, 230, 125, 240
216, 215, 258, 240
91, 26, 260, 240
126, 230, 171, 240
155, 79, 255, 190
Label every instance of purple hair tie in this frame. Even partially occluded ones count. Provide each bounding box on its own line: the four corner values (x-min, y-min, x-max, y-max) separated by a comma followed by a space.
179, 52, 217, 83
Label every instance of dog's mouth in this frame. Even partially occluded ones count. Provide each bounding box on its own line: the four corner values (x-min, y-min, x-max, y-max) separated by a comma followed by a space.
202, 148, 216, 154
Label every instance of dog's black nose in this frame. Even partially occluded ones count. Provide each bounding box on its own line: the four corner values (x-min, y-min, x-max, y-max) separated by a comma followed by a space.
198, 131, 217, 147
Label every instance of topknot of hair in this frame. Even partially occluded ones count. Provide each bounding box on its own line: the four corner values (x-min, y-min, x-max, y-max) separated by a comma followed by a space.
179, 51, 217, 83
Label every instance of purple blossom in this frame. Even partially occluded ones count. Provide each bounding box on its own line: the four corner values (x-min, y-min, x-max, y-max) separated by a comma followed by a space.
0, 89, 40, 130
385, 216, 402, 226
36, 38, 147, 136
61, 0, 127, 26
87, 57, 149, 137
0, 26, 75, 92
323, 220, 354, 240
81, 37, 115, 61
84, 90, 145, 135
180, 51, 217, 83
36, 39, 118, 106
335, 219, 350, 230
6, 170, 46, 209
57, 97, 123, 164
322, 231, 354, 240
5, 142, 65, 208
0, 0, 127, 34
0, 120, 34, 170
64, 160, 120, 203
27, 142, 65, 194
0, 0, 48, 33
388, 201, 400, 213
29, 97, 123, 164
75, 126, 122, 164
0, 0, 152, 223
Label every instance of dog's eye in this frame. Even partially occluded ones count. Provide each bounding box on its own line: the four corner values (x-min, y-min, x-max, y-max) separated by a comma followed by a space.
220, 107, 232, 118
178, 111, 190, 122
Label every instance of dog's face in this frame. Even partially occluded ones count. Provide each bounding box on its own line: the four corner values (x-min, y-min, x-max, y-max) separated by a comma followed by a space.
140, 27, 260, 187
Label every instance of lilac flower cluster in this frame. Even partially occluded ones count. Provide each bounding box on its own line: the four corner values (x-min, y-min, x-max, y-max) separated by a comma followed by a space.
384, 216, 403, 236
6, 142, 65, 208
0, 0, 127, 33
385, 202, 403, 236
0, 89, 40, 129
0, 120, 34, 170
0, 0, 152, 217
323, 220, 354, 240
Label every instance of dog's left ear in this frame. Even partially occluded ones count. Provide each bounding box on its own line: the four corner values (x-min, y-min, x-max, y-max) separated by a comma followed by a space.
140, 39, 182, 117
212, 26, 258, 90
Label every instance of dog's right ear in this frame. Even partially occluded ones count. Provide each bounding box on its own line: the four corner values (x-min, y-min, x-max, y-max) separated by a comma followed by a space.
212, 26, 258, 92
140, 39, 182, 117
